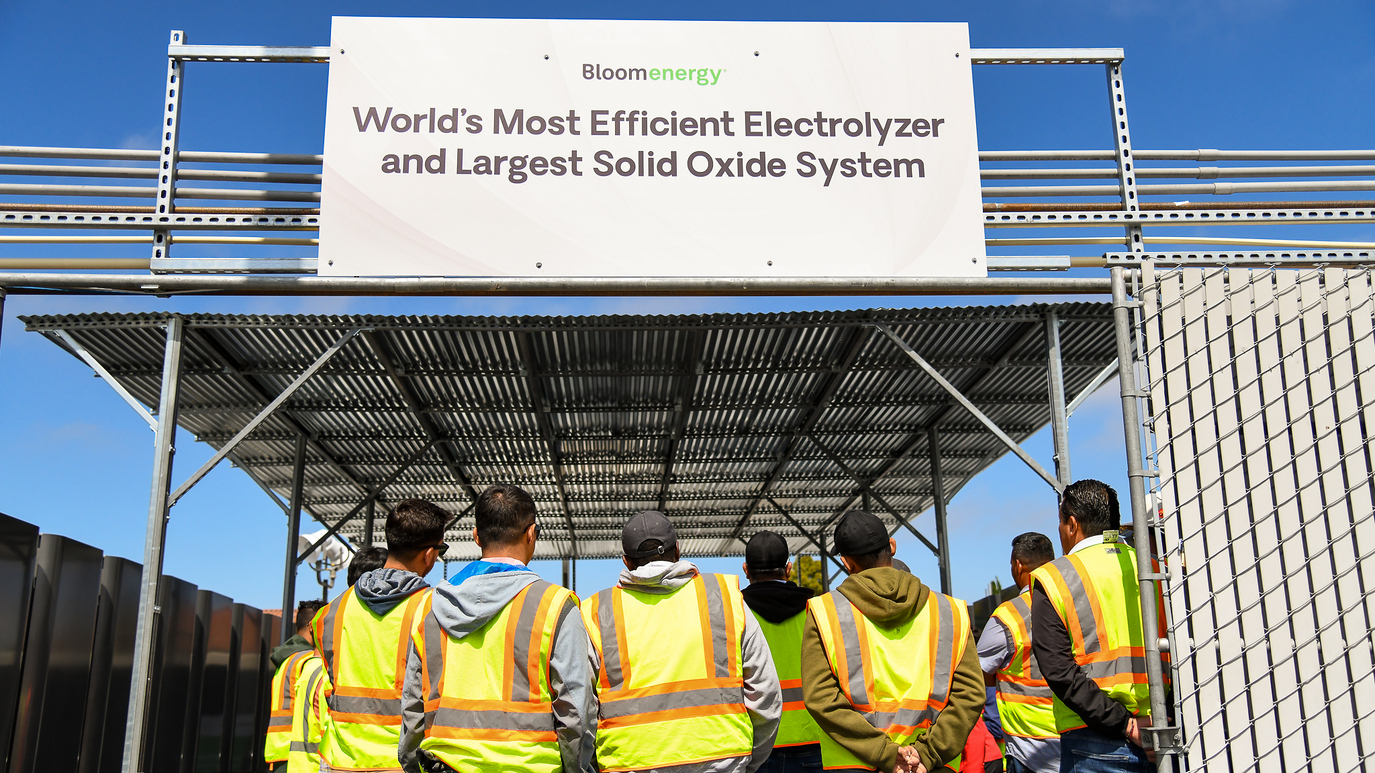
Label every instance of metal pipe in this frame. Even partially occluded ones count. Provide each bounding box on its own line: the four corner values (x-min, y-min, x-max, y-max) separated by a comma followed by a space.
0, 183, 321, 201
1044, 312, 1072, 486
0, 259, 151, 270
981, 164, 1375, 180
980, 149, 1375, 162
989, 236, 1375, 249
1110, 268, 1176, 768
928, 426, 952, 596
121, 315, 185, 773
0, 163, 321, 184
983, 180, 1375, 197
281, 434, 307, 644
363, 500, 375, 548
0, 202, 320, 214
984, 199, 1375, 212
819, 534, 830, 592
0, 236, 317, 246
0, 145, 322, 165
0, 273, 1114, 297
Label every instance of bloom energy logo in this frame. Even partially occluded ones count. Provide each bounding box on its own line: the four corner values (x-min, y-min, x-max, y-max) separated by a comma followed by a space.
582, 63, 724, 86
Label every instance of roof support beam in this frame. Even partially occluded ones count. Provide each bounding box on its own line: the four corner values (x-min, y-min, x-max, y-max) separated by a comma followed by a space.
764, 496, 847, 575
295, 438, 439, 565
169, 326, 364, 506
187, 327, 388, 511
873, 323, 1064, 493
723, 325, 873, 551
1066, 358, 1118, 418
362, 330, 479, 502
515, 331, 578, 559
805, 433, 940, 556
1043, 311, 1072, 486
52, 329, 158, 429
659, 330, 705, 511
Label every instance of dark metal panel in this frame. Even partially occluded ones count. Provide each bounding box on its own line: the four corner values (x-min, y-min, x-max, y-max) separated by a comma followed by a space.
179, 590, 211, 773
0, 512, 39, 770
8, 534, 103, 773
144, 576, 198, 773
190, 591, 234, 773
228, 605, 264, 772
78, 557, 141, 773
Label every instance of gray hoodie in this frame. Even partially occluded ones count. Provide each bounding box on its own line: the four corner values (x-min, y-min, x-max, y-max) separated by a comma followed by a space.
355, 567, 430, 614
609, 561, 782, 773
398, 567, 597, 773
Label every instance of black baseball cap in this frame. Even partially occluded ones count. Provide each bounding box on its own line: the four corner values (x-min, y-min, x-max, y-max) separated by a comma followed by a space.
834, 510, 889, 556
745, 531, 790, 572
622, 510, 678, 559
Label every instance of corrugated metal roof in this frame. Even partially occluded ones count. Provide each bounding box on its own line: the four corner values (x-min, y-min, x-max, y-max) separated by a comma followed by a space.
23, 304, 1115, 560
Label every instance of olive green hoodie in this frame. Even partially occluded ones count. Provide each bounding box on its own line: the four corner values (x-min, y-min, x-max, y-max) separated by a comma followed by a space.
800, 567, 983, 773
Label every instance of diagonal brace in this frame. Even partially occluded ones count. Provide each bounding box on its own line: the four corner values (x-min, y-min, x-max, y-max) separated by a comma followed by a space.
52, 329, 159, 430
765, 496, 848, 576
295, 437, 438, 565
872, 323, 1064, 493
170, 326, 365, 506
805, 433, 940, 556
1066, 358, 1119, 418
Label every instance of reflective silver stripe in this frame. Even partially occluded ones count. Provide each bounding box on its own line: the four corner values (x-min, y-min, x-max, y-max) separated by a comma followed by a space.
267, 715, 293, 727
431, 707, 557, 732
320, 591, 346, 684
1001, 596, 1045, 681
328, 694, 401, 716
995, 680, 1054, 698
701, 576, 730, 678
929, 594, 955, 705
831, 595, 869, 707
597, 590, 624, 690
302, 668, 323, 748
510, 581, 550, 702
781, 686, 804, 704
1081, 655, 1149, 680
866, 706, 940, 731
424, 611, 444, 703
1056, 560, 1101, 654
289, 742, 319, 753
599, 685, 743, 720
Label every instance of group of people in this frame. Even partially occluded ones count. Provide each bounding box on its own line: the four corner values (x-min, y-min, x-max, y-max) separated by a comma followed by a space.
263, 478, 1163, 773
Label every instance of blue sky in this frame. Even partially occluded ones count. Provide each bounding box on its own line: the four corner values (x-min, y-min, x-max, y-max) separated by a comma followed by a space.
0, 0, 1371, 610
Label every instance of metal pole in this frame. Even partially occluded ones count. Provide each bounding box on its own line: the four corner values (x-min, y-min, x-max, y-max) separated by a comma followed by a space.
861, 491, 870, 511
121, 315, 185, 773
152, 30, 186, 268
928, 426, 953, 595
0, 288, 6, 355
1111, 267, 1175, 769
1045, 311, 1072, 486
363, 500, 376, 547
562, 557, 570, 589
280, 433, 307, 644
819, 534, 830, 593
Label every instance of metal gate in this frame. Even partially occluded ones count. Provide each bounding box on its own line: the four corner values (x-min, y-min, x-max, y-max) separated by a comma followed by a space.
1140, 265, 1375, 771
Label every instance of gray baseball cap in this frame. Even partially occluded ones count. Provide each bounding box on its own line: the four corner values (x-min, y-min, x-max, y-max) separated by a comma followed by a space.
622, 510, 678, 559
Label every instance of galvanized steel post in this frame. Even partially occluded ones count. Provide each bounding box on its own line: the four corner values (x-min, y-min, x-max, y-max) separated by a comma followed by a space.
928, 426, 952, 595
363, 500, 375, 547
1045, 310, 1072, 486
1111, 268, 1176, 770
152, 31, 186, 266
819, 534, 830, 593
121, 315, 185, 773
280, 432, 307, 644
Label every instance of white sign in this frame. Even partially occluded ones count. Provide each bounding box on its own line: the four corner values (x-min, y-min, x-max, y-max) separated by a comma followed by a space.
319, 18, 985, 278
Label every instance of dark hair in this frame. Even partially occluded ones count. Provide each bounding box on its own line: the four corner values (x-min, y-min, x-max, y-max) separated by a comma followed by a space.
385, 499, 449, 557
848, 544, 893, 571
475, 484, 537, 547
295, 600, 325, 631
1010, 532, 1055, 566
1059, 479, 1120, 537
347, 546, 388, 586
627, 539, 677, 569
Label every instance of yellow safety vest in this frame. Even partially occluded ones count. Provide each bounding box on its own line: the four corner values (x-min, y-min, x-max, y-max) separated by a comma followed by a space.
410, 580, 578, 773
807, 589, 970, 772
989, 593, 1058, 741
314, 586, 431, 771
750, 609, 823, 749
287, 655, 330, 773
1030, 539, 1169, 733
266, 649, 316, 763
583, 573, 753, 772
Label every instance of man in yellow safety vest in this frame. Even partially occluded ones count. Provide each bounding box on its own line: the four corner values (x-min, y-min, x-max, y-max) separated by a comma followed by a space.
741, 530, 824, 773
398, 483, 597, 773
1029, 480, 1168, 772
266, 600, 326, 769
583, 510, 782, 773
314, 499, 448, 772
801, 510, 985, 773
976, 533, 1059, 773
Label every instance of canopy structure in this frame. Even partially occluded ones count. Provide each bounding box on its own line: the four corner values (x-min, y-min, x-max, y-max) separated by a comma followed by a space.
24, 303, 1115, 568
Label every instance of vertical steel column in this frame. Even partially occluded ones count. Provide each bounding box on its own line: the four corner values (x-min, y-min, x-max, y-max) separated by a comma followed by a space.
363, 501, 375, 548
280, 433, 307, 644
928, 426, 952, 595
121, 316, 185, 773
819, 534, 830, 592
861, 491, 870, 511
152, 31, 186, 266
1044, 311, 1072, 487
562, 557, 570, 589
1107, 60, 1144, 255
1111, 268, 1176, 769
0, 289, 7, 355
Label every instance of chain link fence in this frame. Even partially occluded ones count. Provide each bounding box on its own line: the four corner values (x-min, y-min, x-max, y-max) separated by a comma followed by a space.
1140, 266, 1375, 771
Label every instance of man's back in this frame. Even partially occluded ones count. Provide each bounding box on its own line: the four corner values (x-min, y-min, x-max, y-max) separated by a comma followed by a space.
315, 569, 431, 772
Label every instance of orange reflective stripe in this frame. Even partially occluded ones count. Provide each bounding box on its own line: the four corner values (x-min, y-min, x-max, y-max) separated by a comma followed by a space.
599, 676, 741, 701
611, 588, 633, 689
330, 590, 350, 689
502, 586, 528, 697
1042, 566, 1086, 655
694, 575, 714, 677
328, 712, 403, 726
598, 700, 748, 730
526, 585, 557, 703
333, 685, 402, 698
998, 693, 1054, 707
393, 591, 424, 690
